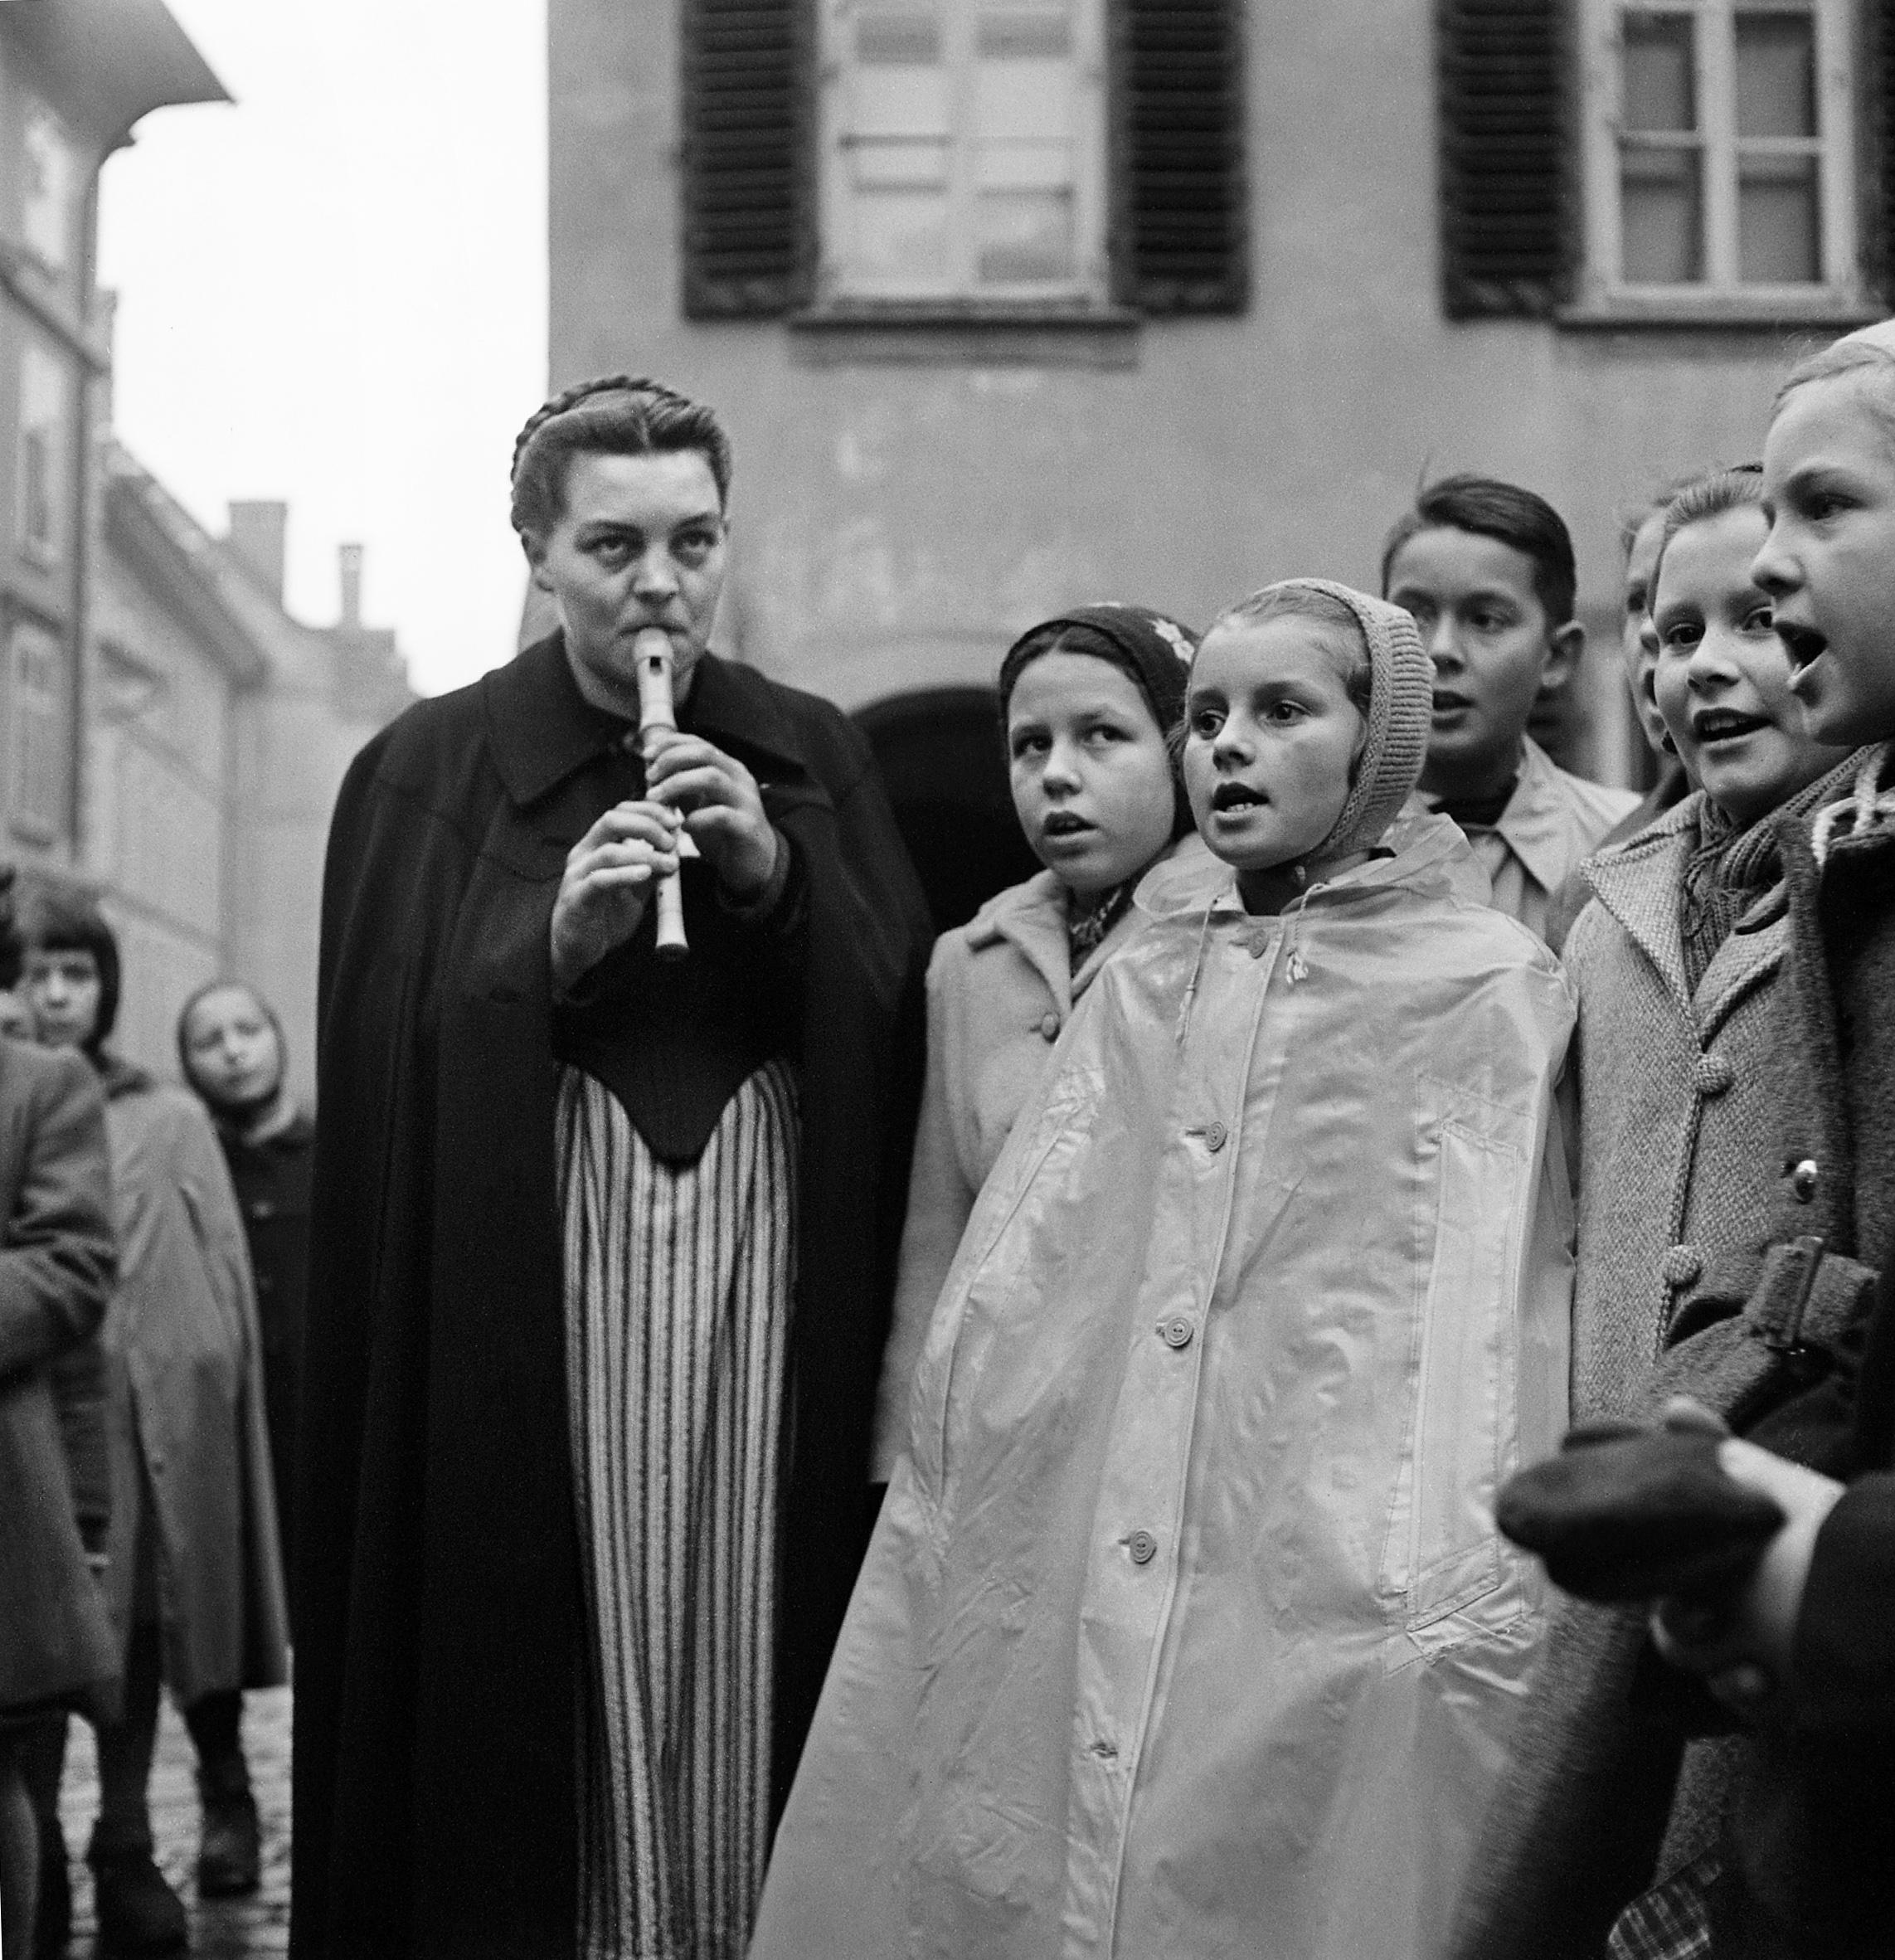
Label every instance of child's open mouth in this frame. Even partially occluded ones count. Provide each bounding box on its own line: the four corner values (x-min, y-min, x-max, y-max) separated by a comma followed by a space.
1211, 783, 1266, 813
1041, 812, 1093, 838
1692, 708, 1768, 747
1775, 621, 1827, 673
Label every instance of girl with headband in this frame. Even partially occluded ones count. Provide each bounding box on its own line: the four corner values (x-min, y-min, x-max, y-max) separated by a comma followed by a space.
872, 602, 1199, 1481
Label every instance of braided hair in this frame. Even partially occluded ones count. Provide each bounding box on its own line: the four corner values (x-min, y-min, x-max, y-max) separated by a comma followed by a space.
509, 375, 734, 542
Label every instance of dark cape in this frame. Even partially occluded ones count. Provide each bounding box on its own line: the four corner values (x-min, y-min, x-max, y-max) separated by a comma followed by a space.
290, 635, 930, 1959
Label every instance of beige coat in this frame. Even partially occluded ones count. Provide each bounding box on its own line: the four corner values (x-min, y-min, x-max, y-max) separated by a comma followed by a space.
100, 1071, 289, 1703
872, 843, 1204, 1479
1566, 795, 1791, 1421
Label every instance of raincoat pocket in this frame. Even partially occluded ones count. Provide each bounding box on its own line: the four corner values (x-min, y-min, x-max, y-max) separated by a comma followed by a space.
918, 1063, 1107, 1487
1382, 1073, 1533, 1637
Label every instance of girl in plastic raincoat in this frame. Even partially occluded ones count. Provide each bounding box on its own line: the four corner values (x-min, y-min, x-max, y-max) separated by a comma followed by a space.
751, 581, 1577, 1960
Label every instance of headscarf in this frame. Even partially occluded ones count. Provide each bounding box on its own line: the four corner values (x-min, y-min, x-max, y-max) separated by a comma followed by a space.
998, 604, 1197, 738
1227, 578, 1434, 863
998, 604, 1199, 841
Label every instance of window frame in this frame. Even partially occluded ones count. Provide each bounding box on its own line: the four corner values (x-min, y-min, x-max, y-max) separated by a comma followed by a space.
813, 0, 1111, 311
16, 336, 69, 569
5, 613, 70, 847
1574, 0, 1870, 318
20, 100, 74, 275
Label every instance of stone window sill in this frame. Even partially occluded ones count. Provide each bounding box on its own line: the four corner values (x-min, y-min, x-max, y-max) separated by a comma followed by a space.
1557, 291, 1883, 333
788, 304, 1142, 369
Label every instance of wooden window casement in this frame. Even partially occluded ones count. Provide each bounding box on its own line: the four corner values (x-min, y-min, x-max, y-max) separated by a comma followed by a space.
17, 339, 67, 566
6, 618, 70, 846
681, 0, 1247, 319
1439, 0, 1888, 321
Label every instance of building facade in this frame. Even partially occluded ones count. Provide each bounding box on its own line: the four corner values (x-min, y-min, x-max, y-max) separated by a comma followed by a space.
547, 0, 1895, 879
93, 453, 412, 1098
0, 0, 223, 890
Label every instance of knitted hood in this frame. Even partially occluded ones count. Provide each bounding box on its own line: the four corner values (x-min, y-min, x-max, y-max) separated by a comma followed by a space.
1256, 577, 1434, 861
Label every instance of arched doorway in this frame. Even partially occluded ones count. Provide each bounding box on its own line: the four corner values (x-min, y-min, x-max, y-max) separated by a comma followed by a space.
854, 686, 1039, 935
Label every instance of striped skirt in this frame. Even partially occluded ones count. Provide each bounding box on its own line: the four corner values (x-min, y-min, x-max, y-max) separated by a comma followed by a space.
556, 1058, 798, 1960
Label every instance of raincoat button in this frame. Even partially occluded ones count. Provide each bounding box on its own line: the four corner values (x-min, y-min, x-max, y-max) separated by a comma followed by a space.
1694, 1053, 1734, 1097
1204, 1121, 1228, 1153
1660, 1243, 1703, 1289
1038, 1012, 1061, 1041
1159, 1316, 1194, 1350
1791, 1159, 1820, 1203
1126, 1530, 1158, 1565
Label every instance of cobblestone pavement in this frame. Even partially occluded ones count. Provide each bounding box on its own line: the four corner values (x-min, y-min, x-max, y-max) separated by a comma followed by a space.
46, 1685, 290, 1958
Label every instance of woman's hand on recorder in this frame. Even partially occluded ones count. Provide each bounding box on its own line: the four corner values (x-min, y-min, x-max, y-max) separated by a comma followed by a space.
551, 800, 683, 992
644, 727, 780, 901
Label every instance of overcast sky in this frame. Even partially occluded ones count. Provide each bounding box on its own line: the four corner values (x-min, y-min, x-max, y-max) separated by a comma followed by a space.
98, 1, 548, 697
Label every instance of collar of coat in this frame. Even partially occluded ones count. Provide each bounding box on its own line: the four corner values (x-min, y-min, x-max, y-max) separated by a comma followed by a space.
1135, 810, 1493, 923
480, 631, 813, 808
1580, 790, 1786, 1021
962, 837, 1217, 1008
1423, 735, 1634, 897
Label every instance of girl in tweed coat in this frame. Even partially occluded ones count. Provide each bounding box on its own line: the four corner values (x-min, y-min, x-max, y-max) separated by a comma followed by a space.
1452, 469, 1861, 1960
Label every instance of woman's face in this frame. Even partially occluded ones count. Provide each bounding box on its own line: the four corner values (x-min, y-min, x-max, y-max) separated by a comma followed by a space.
1007, 653, 1177, 895
1752, 374, 1895, 745
182, 985, 284, 1111
1182, 618, 1364, 873
1654, 505, 1851, 827
527, 449, 728, 717
22, 947, 100, 1051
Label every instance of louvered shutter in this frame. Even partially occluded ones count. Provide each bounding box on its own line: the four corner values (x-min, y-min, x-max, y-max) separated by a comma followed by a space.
1436, 0, 1574, 319
1113, 1, 1248, 314
681, 0, 815, 319
1868, 0, 1895, 303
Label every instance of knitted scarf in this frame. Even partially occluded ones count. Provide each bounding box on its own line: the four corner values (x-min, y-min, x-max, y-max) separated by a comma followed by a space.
1067, 879, 1136, 967
1679, 751, 1873, 994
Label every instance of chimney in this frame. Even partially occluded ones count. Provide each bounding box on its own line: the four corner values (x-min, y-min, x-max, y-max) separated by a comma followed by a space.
338, 542, 363, 629
226, 501, 288, 602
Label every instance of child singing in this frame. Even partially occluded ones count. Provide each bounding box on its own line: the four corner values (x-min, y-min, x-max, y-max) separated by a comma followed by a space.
872, 604, 1198, 1480
753, 581, 1576, 1960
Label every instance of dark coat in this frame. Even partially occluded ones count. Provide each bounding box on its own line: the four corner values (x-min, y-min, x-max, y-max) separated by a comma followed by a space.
0, 1038, 118, 1714
291, 635, 930, 1959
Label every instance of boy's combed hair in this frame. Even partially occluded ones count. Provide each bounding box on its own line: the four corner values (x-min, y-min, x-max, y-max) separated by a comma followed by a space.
1650, 465, 1766, 596
1201, 586, 1374, 714
1380, 473, 1578, 627
509, 375, 733, 542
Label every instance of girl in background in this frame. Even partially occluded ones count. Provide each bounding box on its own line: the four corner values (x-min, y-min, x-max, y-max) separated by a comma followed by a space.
20, 897, 287, 1952
756, 581, 1575, 1960
178, 981, 313, 1586
872, 604, 1197, 1480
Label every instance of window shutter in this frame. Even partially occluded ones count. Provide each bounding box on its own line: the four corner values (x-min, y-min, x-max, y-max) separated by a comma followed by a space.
1868, 0, 1895, 304
681, 0, 815, 319
1436, 0, 1573, 319
1113, 1, 1248, 314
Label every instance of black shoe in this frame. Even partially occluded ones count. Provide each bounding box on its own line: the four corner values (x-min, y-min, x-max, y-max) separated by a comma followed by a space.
90, 1848, 187, 1955
196, 1792, 260, 1897
33, 1826, 70, 1956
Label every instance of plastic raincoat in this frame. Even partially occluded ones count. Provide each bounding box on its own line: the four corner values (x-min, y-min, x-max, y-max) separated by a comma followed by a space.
753, 815, 1577, 1960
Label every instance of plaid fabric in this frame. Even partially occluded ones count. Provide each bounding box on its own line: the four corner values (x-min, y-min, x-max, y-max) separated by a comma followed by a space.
1607, 1852, 1722, 1960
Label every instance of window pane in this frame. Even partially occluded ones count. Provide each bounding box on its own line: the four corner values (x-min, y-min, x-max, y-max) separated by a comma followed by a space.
852, 189, 952, 283
22, 109, 71, 270
1735, 11, 1815, 138
850, 61, 950, 138
1620, 144, 1704, 281
976, 7, 1071, 61
1622, 12, 1697, 132
1739, 150, 1820, 280
977, 187, 1074, 282
855, 8, 940, 63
